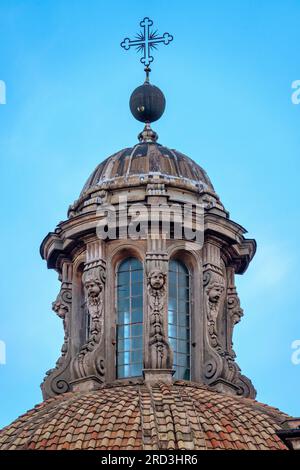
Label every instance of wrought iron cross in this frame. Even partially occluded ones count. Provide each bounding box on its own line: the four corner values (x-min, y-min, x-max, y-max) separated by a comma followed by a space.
121, 17, 173, 68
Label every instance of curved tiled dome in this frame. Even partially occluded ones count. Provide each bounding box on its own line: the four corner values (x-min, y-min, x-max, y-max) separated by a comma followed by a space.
0, 381, 288, 450
80, 143, 214, 196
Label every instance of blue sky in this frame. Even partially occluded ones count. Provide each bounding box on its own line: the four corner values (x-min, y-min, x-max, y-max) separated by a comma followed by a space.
0, 0, 299, 428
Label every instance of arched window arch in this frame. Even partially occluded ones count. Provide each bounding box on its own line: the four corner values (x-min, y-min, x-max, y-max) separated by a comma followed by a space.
168, 259, 191, 380
116, 257, 143, 378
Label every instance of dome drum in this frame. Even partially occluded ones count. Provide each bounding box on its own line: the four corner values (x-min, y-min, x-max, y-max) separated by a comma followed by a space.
38, 142, 257, 405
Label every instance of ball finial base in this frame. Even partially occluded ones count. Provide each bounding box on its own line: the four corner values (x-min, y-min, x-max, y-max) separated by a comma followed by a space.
138, 123, 158, 143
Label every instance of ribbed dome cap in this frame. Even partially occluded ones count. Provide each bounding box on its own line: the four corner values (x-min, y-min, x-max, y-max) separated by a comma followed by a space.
80, 143, 214, 196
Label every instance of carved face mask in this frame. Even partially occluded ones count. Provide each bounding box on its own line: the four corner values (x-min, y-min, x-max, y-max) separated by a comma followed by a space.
85, 280, 102, 298
208, 284, 224, 303
52, 301, 68, 319
149, 271, 165, 290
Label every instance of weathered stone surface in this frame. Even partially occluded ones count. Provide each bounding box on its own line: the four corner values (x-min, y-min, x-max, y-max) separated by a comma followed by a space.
40, 143, 257, 399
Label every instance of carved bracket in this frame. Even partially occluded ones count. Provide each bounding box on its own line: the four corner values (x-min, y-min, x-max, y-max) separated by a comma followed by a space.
71, 241, 106, 382
202, 242, 256, 398
41, 262, 73, 399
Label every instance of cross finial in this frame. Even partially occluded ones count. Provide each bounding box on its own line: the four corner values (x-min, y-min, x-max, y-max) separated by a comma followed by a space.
121, 17, 173, 78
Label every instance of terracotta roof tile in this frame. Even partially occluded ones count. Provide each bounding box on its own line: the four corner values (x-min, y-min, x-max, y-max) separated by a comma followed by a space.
0, 381, 290, 451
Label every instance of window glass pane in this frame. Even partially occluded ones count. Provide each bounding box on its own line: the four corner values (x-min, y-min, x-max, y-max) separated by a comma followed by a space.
118, 271, 129, 285
177, 353, 189, 367
118, 309, 130, 325
178, 299, 188, 313
169, 282, 177, 298
117, 297, 130, 315
130, 258, 141, 271
132, 296, 143, 311
177, 262, 187, 275
178, 286, 189, 301
118, 351, 131, 366
122, 351, 130, 365
169, 337, 176, 352
118, 259, 131, 272
132, 310, 142, 324
178, 327, 189, 340
169, 260, 177, 272
131, 323, 142, 337
178, 339, 190, 354
168, 259, 191, 380
116, 258, 143, 379
132, 349, 143, 363
168, 297, 177, 311
173, 352, 177, 366
130, 363, 143, 377
117, 284, 130, 298
131, 336, 143, 349
132, 282, 143, 297
117, 365, 125, 378
168, 324, 177, 339
168, 310, 176, 325
118, 325, 130, 338
176, 366, 190, 380
131, 269, 142, 283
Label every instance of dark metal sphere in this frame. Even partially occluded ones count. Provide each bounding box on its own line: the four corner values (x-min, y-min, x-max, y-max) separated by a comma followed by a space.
129, 83, 166, 123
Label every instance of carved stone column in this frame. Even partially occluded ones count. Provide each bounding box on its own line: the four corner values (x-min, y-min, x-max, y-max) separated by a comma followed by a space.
41, 261, 73, 399
143, 234, 174, 385
71, 240, 106, 391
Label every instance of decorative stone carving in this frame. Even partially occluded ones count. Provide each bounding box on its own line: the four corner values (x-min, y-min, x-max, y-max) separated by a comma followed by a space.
68, 189, 108, 217
41, 262, 73, 399
146, 269, 172, 369
201, 194, 216, 210
203, 269, 225, 352
226, 267, 243, 360
222, 267, 256, 398
144, 235, 173, 379
203, 263, 225, 382
146, 183, 166, 196
202, 240, 256, 398
69, 239, 107, 385
52, 289, 71, 363
72, 263, 106, 380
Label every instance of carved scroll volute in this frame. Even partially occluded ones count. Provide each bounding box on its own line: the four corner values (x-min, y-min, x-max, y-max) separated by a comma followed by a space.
223, 266, 256, 398
52, 286, 72, 361
226, 267, 243, 359
202, 242, 225, 381
71, 240, 106, 381
144, 235, 173, 372
41, 261, 73, 399
202, 244, 256, 399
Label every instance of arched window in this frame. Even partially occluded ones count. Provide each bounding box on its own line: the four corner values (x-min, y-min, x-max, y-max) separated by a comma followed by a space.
168, 259, 191, 380
116, 257, 143, 378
